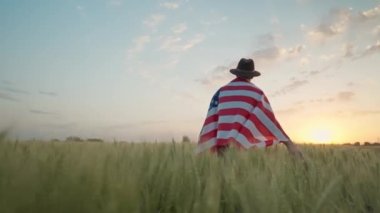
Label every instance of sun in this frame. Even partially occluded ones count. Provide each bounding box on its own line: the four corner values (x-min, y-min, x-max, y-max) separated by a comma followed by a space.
296, 120, 342, 143
310, 128, 333, 143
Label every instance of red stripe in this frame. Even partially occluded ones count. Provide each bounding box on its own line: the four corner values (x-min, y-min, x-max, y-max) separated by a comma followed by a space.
218, 122, 255, 143
218, 108, 250, 118
203, 114, 218, 126
219, 96, 259, 106
199, 129, 217, 143
220, 85, 263, 95
265, 140, 273, 147
216, 138, 233, 146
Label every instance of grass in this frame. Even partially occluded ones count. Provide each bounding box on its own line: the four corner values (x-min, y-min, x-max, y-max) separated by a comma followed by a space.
0, 137, 379, 213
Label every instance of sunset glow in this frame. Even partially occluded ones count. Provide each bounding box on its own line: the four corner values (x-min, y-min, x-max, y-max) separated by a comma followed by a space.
310, 128, 333, 144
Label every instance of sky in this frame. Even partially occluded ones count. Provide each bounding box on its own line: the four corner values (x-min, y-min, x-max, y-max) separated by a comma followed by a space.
0, 0, 380, 143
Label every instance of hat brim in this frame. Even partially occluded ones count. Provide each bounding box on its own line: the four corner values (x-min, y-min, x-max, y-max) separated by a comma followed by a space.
230, 69, 261, 78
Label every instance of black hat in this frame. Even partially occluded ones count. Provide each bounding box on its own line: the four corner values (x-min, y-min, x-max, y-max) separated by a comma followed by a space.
230, 58, 261, 79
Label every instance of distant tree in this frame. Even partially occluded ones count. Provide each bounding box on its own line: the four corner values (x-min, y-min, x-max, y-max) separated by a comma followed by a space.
87, 138, 104, 143
51, 138, 60, 142
342, 143, 351, 146
373, 142, 380, 146
364, 142, 371, 146
353, 142, 360, 146
182, 135, 191, 143
66, 136, 82, 142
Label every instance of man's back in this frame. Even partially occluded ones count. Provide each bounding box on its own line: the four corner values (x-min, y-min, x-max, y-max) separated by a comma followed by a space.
197, 77, 289, 153
197, 58, 301, 157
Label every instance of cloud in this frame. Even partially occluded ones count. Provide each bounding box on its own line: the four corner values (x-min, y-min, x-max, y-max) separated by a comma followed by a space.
307, 8, 351, 41
30, 110, 58, 116
143, 14, 165, 29
127, 35, 151, 58
195, 64, 232, 86
320, 53, 336, 62
160, 34, 205, 52
271, 79, 309, 97
160, 1, 179, 10
307, 5, 380, 42
253, 47, 280, 61
171, 23, 187, 34
252, 45, 304, 62
1, 80, 12, 85
343, 43, 354, 58
133, 35, 151, 52
271, 16, 280, 25
309, 97, 334, 104
76, 5, 84, 11
0, 92, 18, 102
357, 5, 380, 21
39, 91, 58, 97
255, 33, 281, 47
336, 91, 355, 101
306, 91, 355, 104
76, 5, 85, 16
280, 79, 308, 91
201, 15, 228, 26
176, 91, 199, 101
197, 43, 304, 86
358, 40, 380, 58
3, 87, 29, 95
299, 57, 310, 67
373, 25, 380, 36
309, 70, 320, 76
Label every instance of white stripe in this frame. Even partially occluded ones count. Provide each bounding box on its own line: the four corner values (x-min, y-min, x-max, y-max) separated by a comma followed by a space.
217, 130, 236, 139
217, 129, 252, 149
263, 100, 273, 112
205, 106, 217, 117
254, 108, 289, 141
227, 82, 261, 90
218, 115, 268, 141
218, 101, 253, 111
219, 90, 261, 101
235, 131, 253, 149
227, 82, 253, 87
195, 138, 216, 154
200, 122, 217, 135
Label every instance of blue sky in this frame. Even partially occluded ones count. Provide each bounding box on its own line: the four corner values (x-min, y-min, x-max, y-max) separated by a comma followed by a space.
1, 0, 380, 143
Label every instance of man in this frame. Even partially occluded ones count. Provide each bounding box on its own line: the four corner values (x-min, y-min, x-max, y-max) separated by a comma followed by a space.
196, 58, 302, 157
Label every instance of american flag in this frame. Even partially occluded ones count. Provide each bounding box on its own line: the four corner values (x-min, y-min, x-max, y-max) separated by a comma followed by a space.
196, 78, 290, 153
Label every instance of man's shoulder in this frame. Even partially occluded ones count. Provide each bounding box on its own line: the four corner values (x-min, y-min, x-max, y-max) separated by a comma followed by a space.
221, 80, 264, 93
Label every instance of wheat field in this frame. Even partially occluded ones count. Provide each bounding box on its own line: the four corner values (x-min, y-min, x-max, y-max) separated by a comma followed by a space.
0, 137, 379, 213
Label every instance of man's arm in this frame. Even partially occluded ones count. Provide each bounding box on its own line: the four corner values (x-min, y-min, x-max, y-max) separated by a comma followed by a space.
282, 140, 303, 158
